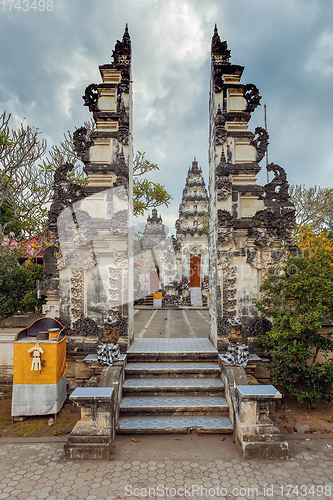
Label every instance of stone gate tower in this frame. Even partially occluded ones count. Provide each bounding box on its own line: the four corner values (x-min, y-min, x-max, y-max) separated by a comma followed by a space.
208, 26, 296, 350
45, 26, 134, 349
174, 158, 209, 306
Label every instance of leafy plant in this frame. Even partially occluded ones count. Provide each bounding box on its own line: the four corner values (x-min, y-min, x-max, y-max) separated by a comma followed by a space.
255, 248, 333, 407
0, 233, 45, 318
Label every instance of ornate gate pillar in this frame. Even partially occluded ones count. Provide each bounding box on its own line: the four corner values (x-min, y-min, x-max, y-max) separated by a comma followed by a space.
208, 26, 296, 350
44, 26, 134, 351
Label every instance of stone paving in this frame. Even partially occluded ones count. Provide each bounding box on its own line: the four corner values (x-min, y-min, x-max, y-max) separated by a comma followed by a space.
0, 439, 332, 499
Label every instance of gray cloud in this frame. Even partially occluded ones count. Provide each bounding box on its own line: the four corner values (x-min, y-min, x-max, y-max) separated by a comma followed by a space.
1, 0, 333, 232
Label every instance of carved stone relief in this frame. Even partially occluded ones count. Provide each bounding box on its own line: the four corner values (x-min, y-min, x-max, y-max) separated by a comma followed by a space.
244, 83, 262, 112
73, 127, 92, 163
82, 83, 99, 112
250, 127, 269, 163
70, 268, 84, 319
263, 163, 290, 204
215, 106, 227, 145
217, 177, 232, 200
217, 210, 233, 243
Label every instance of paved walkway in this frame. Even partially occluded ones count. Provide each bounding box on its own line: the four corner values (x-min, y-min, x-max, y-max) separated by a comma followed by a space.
127, 337, 216, 353
134, 310, 209, 339
0, 435, 332, 499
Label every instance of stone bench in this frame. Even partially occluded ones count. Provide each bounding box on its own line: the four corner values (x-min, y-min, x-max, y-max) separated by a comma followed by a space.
64, 387, 115, 460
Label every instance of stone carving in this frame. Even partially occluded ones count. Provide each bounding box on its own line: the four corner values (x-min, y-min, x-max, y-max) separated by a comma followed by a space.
172, 236, 181, 253
111, 25, 131, 93
83, 84, 99, 112
48, 163, 87, 242
248, 317, 272, 337
109, 267, 122, 281
217, 210, 233, 243
71, 269, 84, 319
73, 127, 92, 164
108, 267, 122, 308
179, 209, 206, 219
215, 106, 227, 145
211, 25, 231, 91
250, 207, 296, 247
73, 251, 97, 270
110, 209, 128, 235
263, 163, 290, 204
211, 25, 231, 62
117, 102, 129, 145
115, 149, 128, 180
246, 248, 260, 268
186, 179, 205, 189
182, 194, 207, 202
113, 315, 128, 338
218, 251, 237, 328
217, 316, 231, 336
57, 208, 97, 248
72, 316, 99, 337
177, 226, 204, 237
244, 83, 262, 112
250, 210, 278, 246
217, 178, 232, 200
250, 127, 269, 162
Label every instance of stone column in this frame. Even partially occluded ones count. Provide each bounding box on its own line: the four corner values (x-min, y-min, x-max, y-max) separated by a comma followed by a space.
208, 26, 296, 350
45, 26, 134, 351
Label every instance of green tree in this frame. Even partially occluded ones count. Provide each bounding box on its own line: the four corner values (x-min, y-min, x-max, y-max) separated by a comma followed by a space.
255, 251, 333, 407
0, 112, 51, 237
48, 123, 172, 216
0, 234, 45, 318
133, 152, 172, 216
289, 184, 333, 233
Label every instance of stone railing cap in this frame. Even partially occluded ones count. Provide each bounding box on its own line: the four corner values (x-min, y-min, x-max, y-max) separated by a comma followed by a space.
70, 387, 114, 401
236, 385, 282, 399
83, 353, 126, 364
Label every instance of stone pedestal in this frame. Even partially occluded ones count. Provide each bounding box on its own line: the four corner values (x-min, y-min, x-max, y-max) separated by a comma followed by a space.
64, 387, 115, 460
235, 385, 289, 460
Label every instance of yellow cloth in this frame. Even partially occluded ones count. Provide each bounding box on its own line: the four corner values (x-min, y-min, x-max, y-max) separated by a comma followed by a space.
13, 337, 67, 385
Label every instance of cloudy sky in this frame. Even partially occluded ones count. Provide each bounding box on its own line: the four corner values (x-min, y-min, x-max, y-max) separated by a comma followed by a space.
1, 0, 333, 234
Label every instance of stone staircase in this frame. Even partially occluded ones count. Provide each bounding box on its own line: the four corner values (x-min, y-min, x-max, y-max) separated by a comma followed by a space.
117, 350, 233, 434
134, 294, 154, 307
190, 287, 203, 307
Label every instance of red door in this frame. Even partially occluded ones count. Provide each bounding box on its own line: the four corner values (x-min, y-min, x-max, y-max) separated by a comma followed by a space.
150, 270, 160, 294
190, 254, 201, 287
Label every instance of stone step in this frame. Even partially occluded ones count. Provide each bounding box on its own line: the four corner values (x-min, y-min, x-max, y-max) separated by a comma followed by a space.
125, 362, 221, 378
122, 378, 224, 396
127, 351, 218, 363
117, 415, 233, 434
119, 395, 229, 416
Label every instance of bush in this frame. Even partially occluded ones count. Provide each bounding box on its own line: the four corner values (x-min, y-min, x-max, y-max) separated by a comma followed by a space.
255, 251, 333, 407
0, 233, 45, 318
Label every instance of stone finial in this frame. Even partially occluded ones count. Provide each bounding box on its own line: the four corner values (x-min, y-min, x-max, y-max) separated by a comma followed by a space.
211, 24, 231, 62
112, 24, 131, 64
147, 208, 162, 225
191, 158, 199, 173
